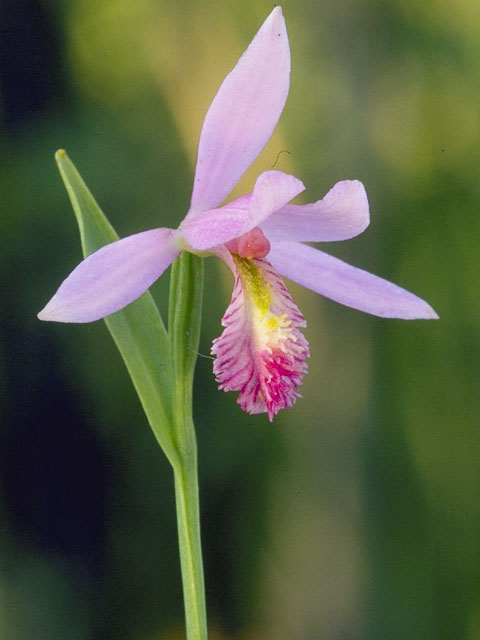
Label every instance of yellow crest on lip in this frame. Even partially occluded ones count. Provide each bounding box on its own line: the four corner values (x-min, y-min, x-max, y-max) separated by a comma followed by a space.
212, 256, 309, 421
234, 255, 294, 348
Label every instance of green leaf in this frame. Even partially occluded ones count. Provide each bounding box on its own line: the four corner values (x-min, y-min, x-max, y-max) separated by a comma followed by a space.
55, 150, 177, 465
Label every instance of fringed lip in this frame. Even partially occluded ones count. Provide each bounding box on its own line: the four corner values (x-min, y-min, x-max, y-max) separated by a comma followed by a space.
212, 256, 309, 421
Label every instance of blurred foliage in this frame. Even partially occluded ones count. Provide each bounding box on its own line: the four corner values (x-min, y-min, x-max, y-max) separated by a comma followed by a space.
0, 0, 479, 638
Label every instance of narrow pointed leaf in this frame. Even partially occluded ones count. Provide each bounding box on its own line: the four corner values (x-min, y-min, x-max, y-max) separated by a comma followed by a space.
55, 150, 177, 463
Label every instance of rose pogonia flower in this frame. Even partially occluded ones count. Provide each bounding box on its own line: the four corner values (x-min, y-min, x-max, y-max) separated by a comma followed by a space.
38, 7, 437, 420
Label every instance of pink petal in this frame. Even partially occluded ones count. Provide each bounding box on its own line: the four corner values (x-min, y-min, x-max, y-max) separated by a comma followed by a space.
38, 229, 180, 323
182, 207, 247, 251
261, 180, 370, 242
242, 170, 305, 232
212, 257, 309, 421
183, 170, 304, 251
268, 241, 439, 319
187, 7, 290, 217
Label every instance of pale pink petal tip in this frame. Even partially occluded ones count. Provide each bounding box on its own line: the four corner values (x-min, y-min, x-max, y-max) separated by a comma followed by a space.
212, 257, 309, 421
38, 228, 180, 323
269, 241, 438, 320
261, 179, 370, 242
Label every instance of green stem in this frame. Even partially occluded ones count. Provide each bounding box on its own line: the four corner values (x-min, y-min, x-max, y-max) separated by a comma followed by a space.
173, 440, 207, 639
169, 252, 207, 639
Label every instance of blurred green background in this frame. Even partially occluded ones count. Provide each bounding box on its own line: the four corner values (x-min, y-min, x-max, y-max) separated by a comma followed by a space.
1, 0, 479, 638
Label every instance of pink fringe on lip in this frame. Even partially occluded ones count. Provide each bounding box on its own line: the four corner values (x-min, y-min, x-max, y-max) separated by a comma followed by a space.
212, 258, 309, 421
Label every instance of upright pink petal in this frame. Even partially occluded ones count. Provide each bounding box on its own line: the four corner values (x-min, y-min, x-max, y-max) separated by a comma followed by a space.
241, 170, 305, 233
38, 228, 180, 323
183, 170, 303, 251
187, 7, 290, 217
261, 180, 370, 242
268, 241, 439, 319
212, 257, 309, 421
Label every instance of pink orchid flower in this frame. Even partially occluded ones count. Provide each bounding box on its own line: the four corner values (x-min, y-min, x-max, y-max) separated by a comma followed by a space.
38, 7, 437, 420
